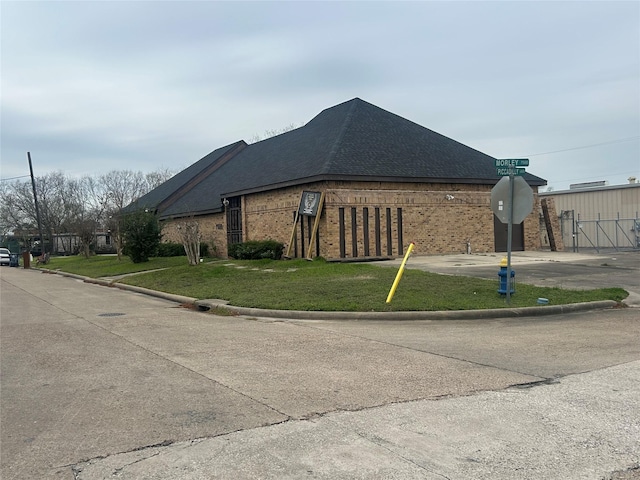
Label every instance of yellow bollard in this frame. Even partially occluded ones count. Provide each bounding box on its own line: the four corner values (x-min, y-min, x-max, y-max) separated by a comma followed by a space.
386, 242, 415, 303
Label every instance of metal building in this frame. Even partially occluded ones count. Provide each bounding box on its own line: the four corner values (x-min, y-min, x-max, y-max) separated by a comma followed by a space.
539, 179, 640, 252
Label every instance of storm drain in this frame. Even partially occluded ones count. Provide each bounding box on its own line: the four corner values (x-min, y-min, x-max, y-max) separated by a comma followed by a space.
97, 313, 126, 317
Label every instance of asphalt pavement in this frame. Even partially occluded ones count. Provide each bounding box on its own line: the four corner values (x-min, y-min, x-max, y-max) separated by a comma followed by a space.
1, 250, 639, 480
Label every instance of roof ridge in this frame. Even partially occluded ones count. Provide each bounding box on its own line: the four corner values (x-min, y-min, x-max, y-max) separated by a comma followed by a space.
322, 98, 360, 174
156, 140, 247, 212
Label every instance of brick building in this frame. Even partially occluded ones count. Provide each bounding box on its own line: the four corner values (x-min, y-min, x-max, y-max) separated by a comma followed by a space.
127, 98, 547, 259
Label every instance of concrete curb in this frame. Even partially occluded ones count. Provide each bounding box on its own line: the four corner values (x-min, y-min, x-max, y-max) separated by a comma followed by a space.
87, 277, 199, 306
193, 299, 620, 320
38, 268, 623, 321
40, 269, 200, 306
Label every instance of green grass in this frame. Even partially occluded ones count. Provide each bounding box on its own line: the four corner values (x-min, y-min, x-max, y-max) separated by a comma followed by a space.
42, 255, 188, 277
41, 255, 628, 312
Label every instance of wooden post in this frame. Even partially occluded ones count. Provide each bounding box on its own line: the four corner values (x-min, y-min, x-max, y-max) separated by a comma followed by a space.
284, 192, 305, 258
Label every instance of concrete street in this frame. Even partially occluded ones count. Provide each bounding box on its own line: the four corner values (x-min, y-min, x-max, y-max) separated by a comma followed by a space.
1, 251, 639, 479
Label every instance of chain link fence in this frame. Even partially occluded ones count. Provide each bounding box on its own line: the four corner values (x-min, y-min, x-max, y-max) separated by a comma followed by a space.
558, 210, 640, 252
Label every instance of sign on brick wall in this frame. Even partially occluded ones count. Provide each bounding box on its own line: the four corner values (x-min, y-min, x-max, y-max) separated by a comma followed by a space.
298, 191, 322, 216
286, 191, 325, 260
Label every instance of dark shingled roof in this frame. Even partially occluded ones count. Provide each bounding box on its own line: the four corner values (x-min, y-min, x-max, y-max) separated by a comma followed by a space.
123, 141, 246, 214
133, 98, 546, 219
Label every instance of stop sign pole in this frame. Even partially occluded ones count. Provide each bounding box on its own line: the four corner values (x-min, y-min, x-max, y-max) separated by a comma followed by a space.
492, 158, 532, 304
505, 172, 515, 304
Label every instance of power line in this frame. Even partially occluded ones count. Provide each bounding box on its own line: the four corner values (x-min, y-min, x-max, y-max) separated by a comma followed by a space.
0, 175, 31, 182
522, 136, 640, 157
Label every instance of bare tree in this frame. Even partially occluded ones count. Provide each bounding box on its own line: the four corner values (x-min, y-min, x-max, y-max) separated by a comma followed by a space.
0, 171, 75, 253
42, 172, 83, 254
0, 168, 176, 258
101, 170, 147, 211
175, 218, 201, 266
0, 180, 33, 237
65, 176, 112, 258
248, 123, 300, 144
101, 170, 148, 259
145, 168, 175, 190
0, 182, 11, 238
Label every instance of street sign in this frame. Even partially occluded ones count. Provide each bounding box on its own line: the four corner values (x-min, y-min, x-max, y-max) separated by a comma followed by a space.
495, 158, 529, 167
491, 176, 534, 224
496, 167, 526, 176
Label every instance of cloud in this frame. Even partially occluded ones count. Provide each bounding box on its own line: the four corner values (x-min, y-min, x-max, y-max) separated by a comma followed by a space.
1, 1, 638, 190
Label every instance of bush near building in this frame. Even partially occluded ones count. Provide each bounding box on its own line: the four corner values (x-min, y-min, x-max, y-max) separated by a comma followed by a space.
228, 240, 284, 260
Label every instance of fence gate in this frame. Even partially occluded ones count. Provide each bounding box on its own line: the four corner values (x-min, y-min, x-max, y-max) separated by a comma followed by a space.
559, 210, 640, 252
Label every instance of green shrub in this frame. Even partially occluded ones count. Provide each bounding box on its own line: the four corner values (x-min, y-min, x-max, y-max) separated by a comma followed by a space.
157, 242, 185, 257
157, 242, 211, 258
121, 210, 161, 263
228, 240, 284, 260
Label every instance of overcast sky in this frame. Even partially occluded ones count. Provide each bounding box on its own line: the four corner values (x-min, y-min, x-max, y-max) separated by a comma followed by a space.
2, 1, 638, 192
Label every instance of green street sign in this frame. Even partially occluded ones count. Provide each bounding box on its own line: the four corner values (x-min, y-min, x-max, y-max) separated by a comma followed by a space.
495, 158, 529, 168
496, 167, 526, 176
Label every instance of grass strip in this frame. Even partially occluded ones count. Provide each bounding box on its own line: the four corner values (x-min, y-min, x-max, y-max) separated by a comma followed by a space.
41, 256, 628, 312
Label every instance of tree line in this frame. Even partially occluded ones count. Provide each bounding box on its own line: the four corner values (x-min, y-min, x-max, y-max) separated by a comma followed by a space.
0, 169, 174, 258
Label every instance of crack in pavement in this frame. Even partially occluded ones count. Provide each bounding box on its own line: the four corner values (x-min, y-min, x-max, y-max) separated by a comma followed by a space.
263, 318, 550, 384
71, 419, 296, 478
327, 415, 454, 480
82, 315, 293, 421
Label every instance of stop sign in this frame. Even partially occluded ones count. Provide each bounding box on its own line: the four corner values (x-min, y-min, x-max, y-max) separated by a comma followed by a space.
491, 176, 534, 224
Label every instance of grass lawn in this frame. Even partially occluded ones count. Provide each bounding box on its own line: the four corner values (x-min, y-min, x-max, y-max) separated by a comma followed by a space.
43, 255, 187, 277
41, 255, 628, 312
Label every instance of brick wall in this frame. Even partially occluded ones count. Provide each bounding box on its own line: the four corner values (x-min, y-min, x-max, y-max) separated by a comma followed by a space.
161, 213, 228, 257
539, 197, 565, 251
159, 181, 543, 259
241, 181, 542, 259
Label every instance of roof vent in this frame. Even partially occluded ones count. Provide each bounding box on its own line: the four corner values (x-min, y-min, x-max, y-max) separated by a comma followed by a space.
569, 181, 608, 190
629, 176, 637, 184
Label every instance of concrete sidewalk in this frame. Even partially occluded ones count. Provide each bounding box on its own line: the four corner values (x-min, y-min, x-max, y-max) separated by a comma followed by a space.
378, 249, 636, 270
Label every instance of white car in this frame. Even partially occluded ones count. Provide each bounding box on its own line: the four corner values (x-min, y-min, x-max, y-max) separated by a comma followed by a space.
0, 248, 10, 266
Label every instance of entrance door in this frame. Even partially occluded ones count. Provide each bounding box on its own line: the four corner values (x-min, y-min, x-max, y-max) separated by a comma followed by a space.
226, 197, 242, 245
494, 215, 524, 252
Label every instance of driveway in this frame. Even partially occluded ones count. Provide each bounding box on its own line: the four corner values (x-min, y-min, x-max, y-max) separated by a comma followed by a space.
378, 249, 640, 306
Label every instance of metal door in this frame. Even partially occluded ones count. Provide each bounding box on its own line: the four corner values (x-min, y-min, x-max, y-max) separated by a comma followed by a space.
226, 197, 242, 245
494, 215, 524, 252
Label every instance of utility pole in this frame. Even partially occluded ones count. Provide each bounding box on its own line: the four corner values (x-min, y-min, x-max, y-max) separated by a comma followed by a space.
27, 152, 46, 255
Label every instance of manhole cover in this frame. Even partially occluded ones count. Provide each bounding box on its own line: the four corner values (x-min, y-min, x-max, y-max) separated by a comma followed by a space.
97, 313, 126, 317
